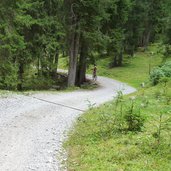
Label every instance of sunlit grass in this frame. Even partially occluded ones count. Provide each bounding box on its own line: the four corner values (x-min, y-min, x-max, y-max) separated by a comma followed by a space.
66, 81, 171, 171
88, 50, 162, 88
58, 55, 69, 70
59, 44, 163, 88
65, 44, 171, 171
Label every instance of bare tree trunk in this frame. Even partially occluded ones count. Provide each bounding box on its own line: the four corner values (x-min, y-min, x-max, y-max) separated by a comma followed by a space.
112, 50, 123, 67
139, 25, 152, 49
68, 26, 80, 86
17, 62, 24, 91
76, 39, 88, 86
37, 55, 41, 76
66, 1, 80, 86
144, 29, 151, 50
51, 50, 59, 79
118, 51, 123, 66
112, 53, 118, 67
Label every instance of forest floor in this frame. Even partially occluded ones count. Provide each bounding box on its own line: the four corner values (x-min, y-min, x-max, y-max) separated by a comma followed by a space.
0, 75, 135, 171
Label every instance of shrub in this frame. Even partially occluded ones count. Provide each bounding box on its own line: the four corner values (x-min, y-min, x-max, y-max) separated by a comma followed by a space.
161, 61, 171, 77
114, 96, 146, 132
23, 75, 55, 90
150, 67, 165, 85
0, 62, 18, 90
150, 61, 171, 85
124, 101, 145, 132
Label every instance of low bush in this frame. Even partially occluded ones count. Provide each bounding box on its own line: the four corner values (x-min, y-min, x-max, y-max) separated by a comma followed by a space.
23, 75, 55, 90
125, 106, 145, 132
150, 61, 171, 85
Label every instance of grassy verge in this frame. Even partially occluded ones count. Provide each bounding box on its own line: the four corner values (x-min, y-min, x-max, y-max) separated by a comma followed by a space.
0, 84, 98, 97
66, 83, 171, 171
0, 90, 11, 97
65, 45, 171, 171
88, 45, 162, 88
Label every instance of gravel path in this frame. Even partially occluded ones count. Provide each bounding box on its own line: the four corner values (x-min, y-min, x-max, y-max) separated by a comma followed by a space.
0, 76, 136, 171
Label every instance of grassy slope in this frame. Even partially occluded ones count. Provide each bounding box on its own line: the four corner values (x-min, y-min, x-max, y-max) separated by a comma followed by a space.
65, 45, 171, 171
92, 53, 158, 87
88, 45, 162, 88
59, 44, 162, 88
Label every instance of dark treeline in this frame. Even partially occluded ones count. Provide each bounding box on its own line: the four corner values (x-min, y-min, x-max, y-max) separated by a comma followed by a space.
0, 0, 171, 90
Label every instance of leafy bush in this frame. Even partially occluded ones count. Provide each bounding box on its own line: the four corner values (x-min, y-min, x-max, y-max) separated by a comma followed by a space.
150, 67, 165, 85
150, 61, 171, 85
161, 61, 171, 77
0, 62, 18, 90
124, 98, 145, 132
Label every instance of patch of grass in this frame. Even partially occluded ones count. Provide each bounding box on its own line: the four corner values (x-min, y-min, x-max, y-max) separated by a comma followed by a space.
0, 90, 10, 97
59, 44, 163, 88
58, 55, 69, 70
66, 82, 171, 171
20, 87, 80, 96
65, 44, 171, 171
80, 81, 99, 90
88, 46, 162, 88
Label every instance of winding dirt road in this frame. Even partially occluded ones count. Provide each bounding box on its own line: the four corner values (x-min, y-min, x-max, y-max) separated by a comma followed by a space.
0, 76, 136, 171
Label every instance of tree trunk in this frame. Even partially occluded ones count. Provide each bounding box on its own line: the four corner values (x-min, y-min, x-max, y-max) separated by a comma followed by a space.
118, 51, 123, 66
68, 26, 80, 86
64, 0, 80, 86
112, 50, 123, 67
139, 25, 152, 49
66, 0, 80, 86
113, 53, 118, 67
17, 62, 24, 91
40, 48, 48, 77
51, 50, 59, 79
37, 55, 41, 76
76, 39, 88, 86
144, 29, 151, 50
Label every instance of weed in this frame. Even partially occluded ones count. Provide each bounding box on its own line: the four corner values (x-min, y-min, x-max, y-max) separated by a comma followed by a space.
152, 108, 171, 147
86, 99, 96, 109
115, 90, 124, 111
124, 97, 145, 132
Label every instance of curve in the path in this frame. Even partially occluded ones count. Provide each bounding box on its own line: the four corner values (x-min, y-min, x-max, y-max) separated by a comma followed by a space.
0, 76, 136, 171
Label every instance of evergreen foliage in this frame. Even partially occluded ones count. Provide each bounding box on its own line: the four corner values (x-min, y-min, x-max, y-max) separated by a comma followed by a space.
0, 0, 171, 89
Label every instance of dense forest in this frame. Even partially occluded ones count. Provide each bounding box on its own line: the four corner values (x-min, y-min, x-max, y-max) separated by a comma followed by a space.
0, 0, 171, 90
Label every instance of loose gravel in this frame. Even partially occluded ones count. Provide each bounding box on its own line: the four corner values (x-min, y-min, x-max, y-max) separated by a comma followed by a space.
0, 76, 136, 171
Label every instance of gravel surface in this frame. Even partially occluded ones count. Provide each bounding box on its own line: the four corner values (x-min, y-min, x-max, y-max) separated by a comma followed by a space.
0, 76, 136, 171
